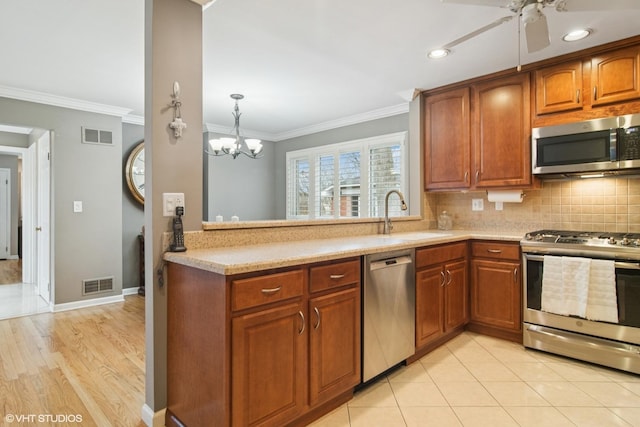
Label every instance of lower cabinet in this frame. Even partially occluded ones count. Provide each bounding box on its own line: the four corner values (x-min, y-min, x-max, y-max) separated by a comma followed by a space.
166, 258, 361, 427
469, 241, 522, 342
232, 301, 307, 427
415, 242, 468, 351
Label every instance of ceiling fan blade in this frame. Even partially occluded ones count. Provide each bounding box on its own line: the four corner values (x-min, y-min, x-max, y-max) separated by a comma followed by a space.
443, 15, 514, 49
441, 0, 513, 7
556, 0, 640, 11
525, 13, 550, 52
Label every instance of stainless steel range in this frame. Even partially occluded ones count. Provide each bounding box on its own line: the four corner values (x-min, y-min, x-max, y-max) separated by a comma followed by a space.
521, 230, 640, 374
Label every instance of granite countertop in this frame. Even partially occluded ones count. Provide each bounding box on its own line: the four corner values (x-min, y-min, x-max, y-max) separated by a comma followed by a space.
164, 230, 524, 276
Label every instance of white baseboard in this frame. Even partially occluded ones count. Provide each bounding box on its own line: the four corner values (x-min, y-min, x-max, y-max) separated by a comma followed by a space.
141, 404, 166, 427
53, 294, 125, 312
122, 286, 141, 296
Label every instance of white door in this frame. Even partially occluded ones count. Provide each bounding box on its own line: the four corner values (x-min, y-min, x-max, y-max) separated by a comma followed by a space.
36, 132, 51, 302
0, 168, 10, 259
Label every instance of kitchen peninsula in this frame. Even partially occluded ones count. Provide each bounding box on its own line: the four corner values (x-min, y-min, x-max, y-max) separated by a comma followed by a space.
164, 229, 522, 427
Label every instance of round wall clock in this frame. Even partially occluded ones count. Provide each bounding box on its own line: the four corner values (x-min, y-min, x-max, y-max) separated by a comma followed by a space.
125, 141, 145, 205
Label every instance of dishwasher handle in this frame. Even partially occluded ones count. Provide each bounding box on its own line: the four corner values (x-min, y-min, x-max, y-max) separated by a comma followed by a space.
369, 255, 413, 271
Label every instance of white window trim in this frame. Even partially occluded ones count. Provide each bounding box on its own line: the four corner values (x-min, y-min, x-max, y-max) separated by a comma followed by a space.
286, 131, 408, 220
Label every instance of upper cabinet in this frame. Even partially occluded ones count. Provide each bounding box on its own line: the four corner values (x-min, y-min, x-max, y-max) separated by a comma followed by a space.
534, 44, 640, 124
472, 73, 531, 188
424, 73, 531, 191
535, 60, 583, 114
591, 46, 640, 106
424, 88, 470, 190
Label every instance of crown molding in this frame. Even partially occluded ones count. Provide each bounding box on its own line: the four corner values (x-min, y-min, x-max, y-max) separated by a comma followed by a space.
122, 114, 145, 126
272, 103, 410, 141
0, 85, 132, 118
204, 102, 409, 142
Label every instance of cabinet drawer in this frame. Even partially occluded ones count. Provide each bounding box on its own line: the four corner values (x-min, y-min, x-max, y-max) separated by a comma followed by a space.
310, 259, 360, 293
471, 241, 520, 260
416, 242, 466, 269
232, 270, 304, 311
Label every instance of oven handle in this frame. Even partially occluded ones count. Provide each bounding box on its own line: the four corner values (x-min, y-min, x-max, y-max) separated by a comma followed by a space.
524, 253, 640, 270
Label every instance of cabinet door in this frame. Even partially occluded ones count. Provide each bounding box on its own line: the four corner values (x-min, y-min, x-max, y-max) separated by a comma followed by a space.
592, 46, 640, 106
416, 265, 444, 348
309, 288, 361, 406
535, 60, 583, 114
232, 302, 306, 427
472, 74, 531, 188
470, 259, 521, 332
424, 87, 470, 190
443, 259, 468, 331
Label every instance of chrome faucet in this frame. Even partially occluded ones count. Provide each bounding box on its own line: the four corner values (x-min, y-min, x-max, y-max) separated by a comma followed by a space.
383, 190, 408, 234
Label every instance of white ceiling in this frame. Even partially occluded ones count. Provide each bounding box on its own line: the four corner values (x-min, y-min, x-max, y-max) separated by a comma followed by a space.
1, 0, 639, 141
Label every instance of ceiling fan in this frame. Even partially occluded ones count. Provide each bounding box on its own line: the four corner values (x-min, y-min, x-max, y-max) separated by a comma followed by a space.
441, 0, 640, 53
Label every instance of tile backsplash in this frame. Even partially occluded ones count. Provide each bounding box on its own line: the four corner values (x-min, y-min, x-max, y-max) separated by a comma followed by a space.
430, 177, 640, 234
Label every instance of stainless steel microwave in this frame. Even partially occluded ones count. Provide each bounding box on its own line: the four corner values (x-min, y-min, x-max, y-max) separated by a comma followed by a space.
532, 114, 640, 177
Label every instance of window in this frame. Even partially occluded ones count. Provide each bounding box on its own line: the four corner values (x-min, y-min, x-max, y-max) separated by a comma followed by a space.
286, 132, 408, 219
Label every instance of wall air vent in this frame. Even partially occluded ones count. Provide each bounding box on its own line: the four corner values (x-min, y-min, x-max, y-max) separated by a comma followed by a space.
81, 127, 113, 145
82, 276, 114, 295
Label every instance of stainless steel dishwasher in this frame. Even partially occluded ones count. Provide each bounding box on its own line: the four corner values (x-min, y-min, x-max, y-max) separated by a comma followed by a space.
363, 249, 415, 382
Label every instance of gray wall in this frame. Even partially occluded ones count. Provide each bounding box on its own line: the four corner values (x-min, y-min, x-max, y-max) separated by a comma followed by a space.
122, 123, 145, 290
0, 96, 123, 304
0, 154, 19, 256
204, 132, 277, 221
0, 131, 29, 148
274, 113, 410, 218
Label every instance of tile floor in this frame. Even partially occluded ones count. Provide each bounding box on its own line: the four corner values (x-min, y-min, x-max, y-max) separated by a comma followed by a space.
0, 282, 49, 320
311, 332, 640, 427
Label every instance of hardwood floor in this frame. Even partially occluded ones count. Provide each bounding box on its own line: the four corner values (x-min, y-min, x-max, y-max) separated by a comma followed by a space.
0, 295, 146, 426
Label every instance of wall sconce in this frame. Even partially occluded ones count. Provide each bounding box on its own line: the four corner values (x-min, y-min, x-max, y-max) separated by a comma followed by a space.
169, 81, 187, 138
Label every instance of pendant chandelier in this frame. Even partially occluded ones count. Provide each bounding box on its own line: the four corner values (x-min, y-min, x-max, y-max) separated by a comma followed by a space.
206, 94, 263, 159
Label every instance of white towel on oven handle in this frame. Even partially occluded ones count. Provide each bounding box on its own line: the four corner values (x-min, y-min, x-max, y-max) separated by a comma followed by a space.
541, 255, 589, 318
586, 259, 618, 323
541, 255, 566, 315
560, 256, 589, 318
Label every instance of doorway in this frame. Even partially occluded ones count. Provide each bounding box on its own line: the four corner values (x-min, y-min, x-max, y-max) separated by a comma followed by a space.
0, 129, 52, 319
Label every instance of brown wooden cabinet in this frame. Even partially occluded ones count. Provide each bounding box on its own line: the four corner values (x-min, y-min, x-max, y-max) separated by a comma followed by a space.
423, 73, 531, 190
592, 45, 640, 106
232, 301, 307, 427
471, 73, 531, 188
535, 60, 583, 114
534, 44, 640, 121
167, 257, 360, 427
424, 87, 470, 190
415, 242, 468, 351
468, 241, 522, 342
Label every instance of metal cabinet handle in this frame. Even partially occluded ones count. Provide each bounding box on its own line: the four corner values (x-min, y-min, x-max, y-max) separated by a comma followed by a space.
593, 86, 597, 101
440, 271, 446, 287
298, 311, 305, 335
329, 274, 345, 280
261, 286, 282, 295
487, 249, 502, 254
514, 267, 518, 284
576, 89, 580, 104
446, 270, 452, 285
313, 307, 320, 330
475, 170, 479, 184
464, 171, 469, 183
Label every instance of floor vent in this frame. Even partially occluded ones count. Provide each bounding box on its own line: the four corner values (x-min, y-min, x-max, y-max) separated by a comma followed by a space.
83, 276, 114, 295
82, 127, 113, 145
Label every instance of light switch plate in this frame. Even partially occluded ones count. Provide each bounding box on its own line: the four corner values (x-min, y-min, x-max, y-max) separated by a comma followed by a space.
163, 193, 185, 217
472, 198, 484, 211
73, 200, 83, 213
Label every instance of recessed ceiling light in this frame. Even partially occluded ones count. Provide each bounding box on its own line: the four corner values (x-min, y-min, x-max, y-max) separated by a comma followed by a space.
428, 48, 450, 59
563, 29, 591, 42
